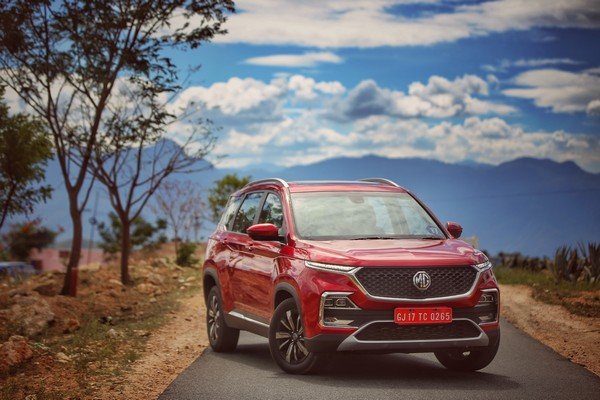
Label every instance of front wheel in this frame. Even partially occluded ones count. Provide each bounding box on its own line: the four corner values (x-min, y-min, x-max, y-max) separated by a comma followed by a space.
434, 330, 500, 371
206, 286, 239, 352
268, 298, 328, 374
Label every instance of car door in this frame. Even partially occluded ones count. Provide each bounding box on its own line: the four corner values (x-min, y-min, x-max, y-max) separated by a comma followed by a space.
228, 191, 265, 313
209, 195, 243, 312
244, 192, 286, 320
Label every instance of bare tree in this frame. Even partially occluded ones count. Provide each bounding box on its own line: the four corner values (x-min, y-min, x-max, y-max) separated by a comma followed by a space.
0, 0, 234, 294
152, 180, 206, 253
90, 84, 214, 284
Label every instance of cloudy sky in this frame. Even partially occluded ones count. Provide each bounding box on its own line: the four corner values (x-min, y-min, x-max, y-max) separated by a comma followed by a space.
167, 0, 600, 171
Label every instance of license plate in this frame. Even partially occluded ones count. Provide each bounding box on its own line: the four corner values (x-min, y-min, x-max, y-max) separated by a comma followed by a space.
394, 307, 452, 325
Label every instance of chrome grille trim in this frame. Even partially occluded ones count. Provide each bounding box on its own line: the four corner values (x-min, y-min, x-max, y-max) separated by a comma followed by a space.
347, 267, 482, 303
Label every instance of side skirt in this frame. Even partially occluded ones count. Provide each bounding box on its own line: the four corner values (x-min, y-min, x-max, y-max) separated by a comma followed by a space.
224, 310, 270, 338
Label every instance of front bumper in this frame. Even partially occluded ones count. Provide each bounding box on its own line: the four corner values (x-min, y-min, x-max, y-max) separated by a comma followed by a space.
305, 322, 499, 353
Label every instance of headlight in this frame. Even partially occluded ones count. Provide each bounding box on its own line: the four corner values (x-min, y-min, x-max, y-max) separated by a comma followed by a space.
473, 260, 492, 272
305, 261, 356, 273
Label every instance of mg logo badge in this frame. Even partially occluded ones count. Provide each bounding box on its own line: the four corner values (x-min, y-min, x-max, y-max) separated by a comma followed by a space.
413, 271, 431, 291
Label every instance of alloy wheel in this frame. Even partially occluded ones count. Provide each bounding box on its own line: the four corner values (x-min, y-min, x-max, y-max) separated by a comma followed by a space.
207, 294, 220, 343
275, 309, 309, 364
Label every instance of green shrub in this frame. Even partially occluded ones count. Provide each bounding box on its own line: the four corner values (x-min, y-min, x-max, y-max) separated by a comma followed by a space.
175, 242, 198, 267
2, 219, 58, 260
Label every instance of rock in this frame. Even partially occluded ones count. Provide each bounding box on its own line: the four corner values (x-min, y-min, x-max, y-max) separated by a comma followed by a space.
149, 297, 157, 303
99, 316, 113, 325
8, 288, 28, 297
32, 283, 57, 297
107, 328, 120, 339
133, 330, 150, 337
147, 272, 165, 286
25, 395, 37, 400
55, 352, 71, 363
108, 279, 123, 287
63, 318, 80, 334
136, 283, 158, 294
9, 292, 55, 337
185, 276, 197, 282
0, 335, 33, 373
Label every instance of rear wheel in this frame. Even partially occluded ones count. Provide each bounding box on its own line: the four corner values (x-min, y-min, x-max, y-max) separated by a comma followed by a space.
269, 298, 328, 374
206, 286, 239, 352
434, 330, 500, 371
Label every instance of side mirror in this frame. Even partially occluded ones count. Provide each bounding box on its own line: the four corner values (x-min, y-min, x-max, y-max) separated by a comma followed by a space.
446, 222, 463, 239
247, 223, 280, 241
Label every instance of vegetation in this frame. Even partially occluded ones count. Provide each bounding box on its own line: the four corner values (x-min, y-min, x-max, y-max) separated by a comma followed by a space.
0, 86, 52, 230
208, 174, 251, 223
97, 213, 166, 259
2, 219, 59, 260
494, 242, 600, 318
495, 243, 599, 285
152, 180, 206, 252
175, 242, 199, 267
0, 0, 234, 295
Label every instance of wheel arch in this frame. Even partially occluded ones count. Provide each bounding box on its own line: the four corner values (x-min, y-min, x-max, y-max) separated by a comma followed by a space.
273, 281, 302, 313
203, 267, 220, 302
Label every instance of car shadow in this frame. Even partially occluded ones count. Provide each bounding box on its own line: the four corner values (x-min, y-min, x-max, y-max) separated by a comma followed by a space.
210, 340, 520, 392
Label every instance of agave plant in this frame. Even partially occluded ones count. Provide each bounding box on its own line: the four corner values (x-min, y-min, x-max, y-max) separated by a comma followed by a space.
551, 246, 571, 283
580, 242, 600, 284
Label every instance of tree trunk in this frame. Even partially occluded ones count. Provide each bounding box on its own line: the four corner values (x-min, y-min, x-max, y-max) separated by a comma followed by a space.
61, 200, 82, 296
120, 218, 132, 285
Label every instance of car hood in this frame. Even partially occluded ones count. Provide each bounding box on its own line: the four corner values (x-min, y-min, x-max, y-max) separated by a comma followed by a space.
298, 238, 485, 267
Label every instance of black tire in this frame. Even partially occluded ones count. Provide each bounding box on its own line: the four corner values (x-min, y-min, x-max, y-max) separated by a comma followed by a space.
434, 330, 500, 371
206, 286, 239, 352
269, 298, 328, 374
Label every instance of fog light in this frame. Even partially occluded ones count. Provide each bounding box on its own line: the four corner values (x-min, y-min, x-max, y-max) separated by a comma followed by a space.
479, 293, 495, 303
476, 289, 498, 324
323, 317, 354, 325
320, 292, 359, 328
479, 314, 495, 323
335, 298, 348, 307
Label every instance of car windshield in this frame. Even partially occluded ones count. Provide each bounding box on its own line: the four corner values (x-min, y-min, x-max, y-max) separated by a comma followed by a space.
291, 191, 445, 240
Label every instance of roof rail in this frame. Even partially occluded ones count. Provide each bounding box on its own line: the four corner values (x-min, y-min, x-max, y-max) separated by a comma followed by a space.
360, 178, 399, 187
244, 178, 289, 188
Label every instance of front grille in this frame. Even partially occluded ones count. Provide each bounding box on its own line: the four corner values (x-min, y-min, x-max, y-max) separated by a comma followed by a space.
354, 266, 477, 299
355, 320, 480, 341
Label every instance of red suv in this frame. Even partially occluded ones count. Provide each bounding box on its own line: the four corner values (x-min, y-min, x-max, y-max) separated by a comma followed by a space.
203, 178, 500, 374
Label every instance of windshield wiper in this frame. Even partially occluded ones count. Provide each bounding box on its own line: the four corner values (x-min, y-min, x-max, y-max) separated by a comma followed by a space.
418, 236, 445, 240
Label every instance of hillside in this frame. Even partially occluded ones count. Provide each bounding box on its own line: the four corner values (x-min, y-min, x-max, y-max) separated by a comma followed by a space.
18, 155, 600, 256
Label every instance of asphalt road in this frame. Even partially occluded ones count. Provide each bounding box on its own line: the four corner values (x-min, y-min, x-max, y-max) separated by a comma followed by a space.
160, 319, 600, 400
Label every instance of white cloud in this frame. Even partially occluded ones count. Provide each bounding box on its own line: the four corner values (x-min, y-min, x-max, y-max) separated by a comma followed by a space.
331, 74, 515, 120
587, 99, 600, 115
483, 58, 583, 73
211, 0, 600, 48
210, 114, 600, 172
168, 77, 286, 117
162, 72, 597, 172
503, 68, 600, 114
244, 51, 343, 68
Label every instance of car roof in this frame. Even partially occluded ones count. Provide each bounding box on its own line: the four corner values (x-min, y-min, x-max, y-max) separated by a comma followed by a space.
235, 178, 407, 195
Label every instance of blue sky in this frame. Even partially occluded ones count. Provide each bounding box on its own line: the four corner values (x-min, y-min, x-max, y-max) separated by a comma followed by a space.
162, 0, 600, 172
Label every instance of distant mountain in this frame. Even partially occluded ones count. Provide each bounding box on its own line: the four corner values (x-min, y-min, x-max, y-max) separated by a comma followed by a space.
12, 154, 600, 257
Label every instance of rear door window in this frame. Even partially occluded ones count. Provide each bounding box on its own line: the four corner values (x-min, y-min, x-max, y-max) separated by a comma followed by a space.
219, 196, 242, 231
